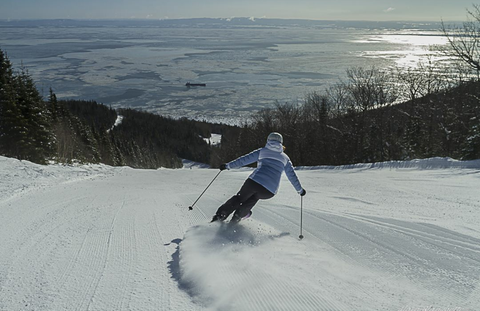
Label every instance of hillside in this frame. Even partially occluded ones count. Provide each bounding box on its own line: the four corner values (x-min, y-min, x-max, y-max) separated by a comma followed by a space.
1, 48, 240, 168
0, 156, 479, 310
3, 46, 480, 168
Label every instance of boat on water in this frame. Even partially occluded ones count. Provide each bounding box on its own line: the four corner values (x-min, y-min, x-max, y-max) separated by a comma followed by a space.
186, 82, 206, 87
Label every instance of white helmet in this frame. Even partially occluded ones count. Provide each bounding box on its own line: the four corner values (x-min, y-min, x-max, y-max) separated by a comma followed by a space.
267, 132, 283, 144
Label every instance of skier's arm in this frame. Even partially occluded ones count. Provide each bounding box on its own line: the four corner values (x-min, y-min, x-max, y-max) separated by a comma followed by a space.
285, 160, 303, 193
226, 149, 261, 169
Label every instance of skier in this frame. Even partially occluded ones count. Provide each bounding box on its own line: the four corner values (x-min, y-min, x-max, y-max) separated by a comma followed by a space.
211, 132, 306, 223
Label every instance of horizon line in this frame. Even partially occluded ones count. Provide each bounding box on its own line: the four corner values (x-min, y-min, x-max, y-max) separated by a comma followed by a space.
0, 17, 457, 23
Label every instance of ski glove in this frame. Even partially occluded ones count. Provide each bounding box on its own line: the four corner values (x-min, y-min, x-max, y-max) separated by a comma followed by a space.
299, 189, 306, 196
219, 163, 228, 171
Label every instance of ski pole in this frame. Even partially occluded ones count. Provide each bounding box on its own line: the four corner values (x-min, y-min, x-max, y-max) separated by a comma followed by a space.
188, 170, 222, 211
299, 196, 304, 239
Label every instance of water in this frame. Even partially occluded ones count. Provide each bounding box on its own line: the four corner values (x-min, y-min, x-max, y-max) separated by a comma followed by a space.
0, 19, 449, 123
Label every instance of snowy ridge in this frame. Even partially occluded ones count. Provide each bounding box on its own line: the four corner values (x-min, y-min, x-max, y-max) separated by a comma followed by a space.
0, 156, 114, 203
182, 159, 211, 169
297, 157, 480, 170
181, 157, 480, 171
107, 114, 124, 133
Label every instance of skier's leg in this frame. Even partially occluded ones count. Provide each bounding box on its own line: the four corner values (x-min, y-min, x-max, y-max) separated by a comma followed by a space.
214, 179, 256, 220
232, 179, 274, 220
214, 195, 241, 220
231, 196, 259, 221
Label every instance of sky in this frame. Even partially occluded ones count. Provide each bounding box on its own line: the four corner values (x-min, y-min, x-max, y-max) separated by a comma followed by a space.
0, 0, 475, 21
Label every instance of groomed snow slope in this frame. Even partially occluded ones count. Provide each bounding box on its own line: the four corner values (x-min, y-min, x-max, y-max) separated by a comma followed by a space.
0, 156, 479, 311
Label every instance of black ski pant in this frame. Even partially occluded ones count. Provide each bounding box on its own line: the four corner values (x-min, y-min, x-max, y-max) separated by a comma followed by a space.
216, 178, 274, 219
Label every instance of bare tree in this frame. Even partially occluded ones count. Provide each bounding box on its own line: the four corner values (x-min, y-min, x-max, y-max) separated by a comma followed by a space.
442, 4, 480, 79
326, 81, 352, 117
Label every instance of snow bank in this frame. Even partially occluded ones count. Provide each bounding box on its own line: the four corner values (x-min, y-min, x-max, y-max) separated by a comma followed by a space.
297, 157, 480, 170
182, 159, 210, 169
0, 156, 113, 202
203, 133, 222, 146
181, 156, 480, 171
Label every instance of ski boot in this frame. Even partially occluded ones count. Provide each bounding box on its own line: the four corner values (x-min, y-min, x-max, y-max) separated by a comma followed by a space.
211, 213, 227, 222
230, 211, 252, 224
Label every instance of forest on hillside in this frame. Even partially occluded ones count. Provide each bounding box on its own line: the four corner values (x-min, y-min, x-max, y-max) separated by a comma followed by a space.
2, 7, 480, 168
214, 78, 480, 168
1, 44, 480, 169
0, 49, 231, 168
1, 43, 480, 169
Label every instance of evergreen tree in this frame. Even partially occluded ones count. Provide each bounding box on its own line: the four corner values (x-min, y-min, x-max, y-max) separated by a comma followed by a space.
0, 50, 30, 159
462, 122, 480, 160
49, 88, 60, 123
13, 67, 54, 163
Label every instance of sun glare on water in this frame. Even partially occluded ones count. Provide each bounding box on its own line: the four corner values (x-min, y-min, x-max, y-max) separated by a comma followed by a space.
375, 33, 449, 46
360, 32, 450, 68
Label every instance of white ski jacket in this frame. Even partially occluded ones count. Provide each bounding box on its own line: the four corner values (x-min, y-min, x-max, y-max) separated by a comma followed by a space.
225, 140, 303, 195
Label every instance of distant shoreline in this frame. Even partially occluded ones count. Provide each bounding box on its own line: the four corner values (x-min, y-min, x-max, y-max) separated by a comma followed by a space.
0, 18, 453, 30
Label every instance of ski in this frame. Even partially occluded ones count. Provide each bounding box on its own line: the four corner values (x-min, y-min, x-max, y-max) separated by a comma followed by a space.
210, 211, 252, 223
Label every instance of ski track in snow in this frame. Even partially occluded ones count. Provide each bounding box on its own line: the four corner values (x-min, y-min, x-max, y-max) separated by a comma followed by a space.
0, 156, 479, 310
